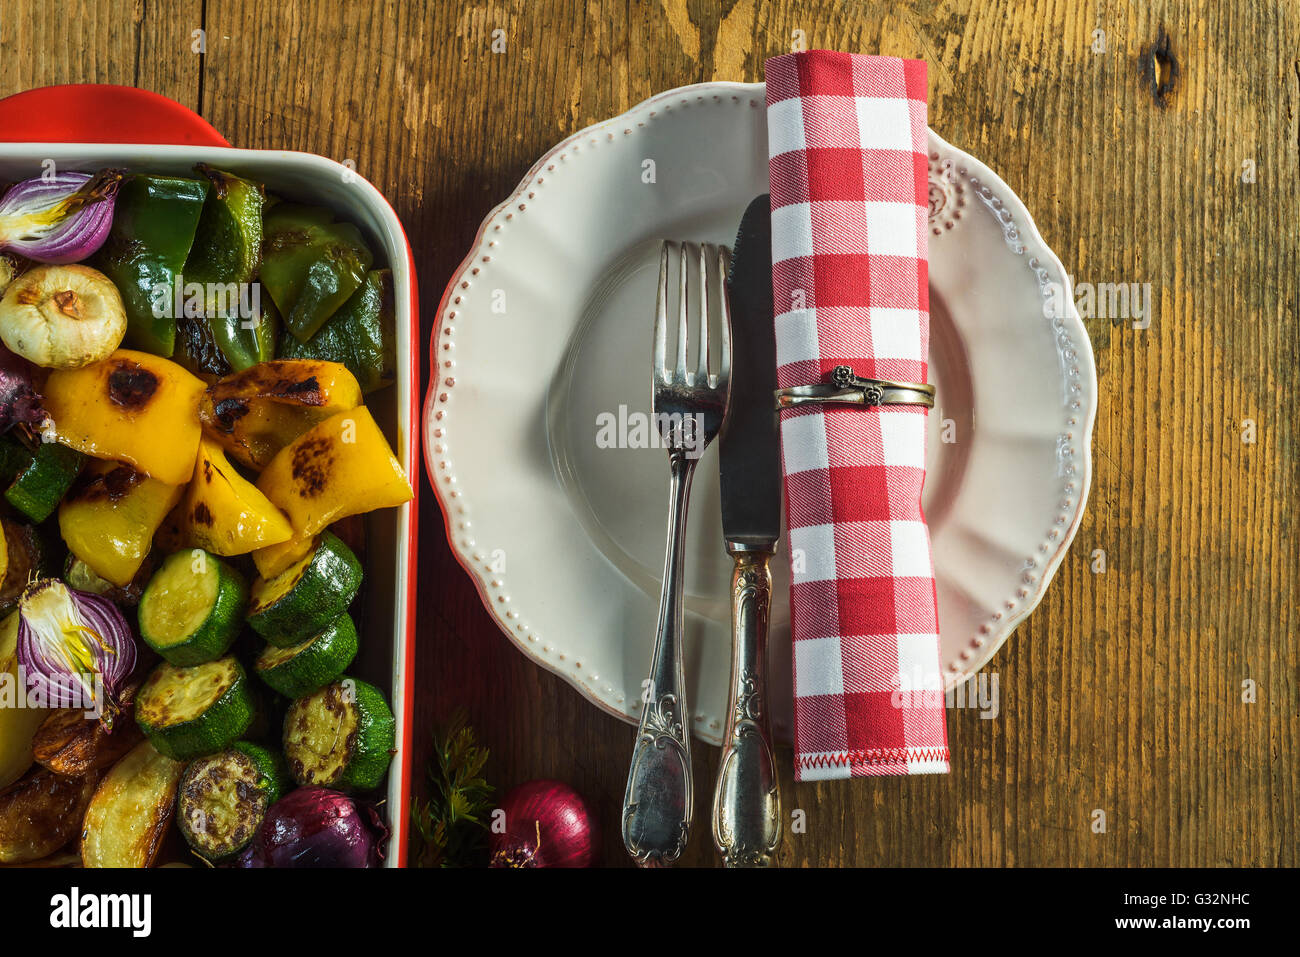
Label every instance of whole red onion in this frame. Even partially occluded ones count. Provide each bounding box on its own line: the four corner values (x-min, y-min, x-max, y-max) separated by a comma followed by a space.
250, 787, 387, 868
490, 779, 596, 868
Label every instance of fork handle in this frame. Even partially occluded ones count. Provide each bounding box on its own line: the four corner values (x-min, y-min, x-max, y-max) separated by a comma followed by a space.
622, 452, 696, 866
711, 544, 781, 867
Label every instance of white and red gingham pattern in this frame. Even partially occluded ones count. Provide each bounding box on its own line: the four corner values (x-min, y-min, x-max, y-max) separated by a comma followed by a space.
766, 51, 950, 780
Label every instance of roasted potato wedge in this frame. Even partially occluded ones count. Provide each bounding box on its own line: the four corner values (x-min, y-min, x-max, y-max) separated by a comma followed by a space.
33, 708, 145, 777
0, 766, 99, 864
80, 741, 184, 868
0, 610, 51, 789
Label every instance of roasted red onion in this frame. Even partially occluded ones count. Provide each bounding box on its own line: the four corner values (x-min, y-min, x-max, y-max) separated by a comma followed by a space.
0, 170, 122, 264
0, 344, 46, 431
251, 787, 387, 868
16, 579, 137, 730
490, 779, 596, 867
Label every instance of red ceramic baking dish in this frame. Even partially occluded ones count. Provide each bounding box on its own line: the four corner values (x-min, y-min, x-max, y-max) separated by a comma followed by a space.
0, 85, 420, 867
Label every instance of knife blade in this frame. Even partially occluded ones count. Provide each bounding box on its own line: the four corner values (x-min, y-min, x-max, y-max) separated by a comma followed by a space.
719, 195, 781, 547
711, 194, 782, 867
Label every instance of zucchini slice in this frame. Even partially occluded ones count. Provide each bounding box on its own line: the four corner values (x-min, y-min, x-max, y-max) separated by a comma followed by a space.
138, 549, 248, 665
255, 614, 358, 698
247, 531, 361, 645
135, 657, 256, 760
4, 441, 84, 522
80, 741, 185, 868
177, 742, 287, 862
283, 677, 395, 791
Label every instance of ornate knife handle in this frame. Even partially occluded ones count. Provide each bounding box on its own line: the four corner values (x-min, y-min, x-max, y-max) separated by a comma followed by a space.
622, 454, 695, 866
711, 545, 781, 867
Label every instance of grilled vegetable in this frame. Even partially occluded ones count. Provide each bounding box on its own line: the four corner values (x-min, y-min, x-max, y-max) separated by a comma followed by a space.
248, 786, 385, 868
0, 264, 127, 370
0, 520, 41, 615
80, 740, 185, 867
32, 705, 145, 776
43, 349, 206, 485
185, 166, 264, 289
16, 580, 138, 727
0, 169, 121, 264
138, 549, 247, 665
247, 531, 361, 645
63, 553, 151, 606
185, 166, 275, 372
0, 343, 47, 431
255, 614, 358, 698
283, 677, 395, 791
0, 765, 99, 864
92, 174, 209, 356
198, 359, 363, 470
4, 440, 84, 523
135, 657, 256, 760
58, 460, 182, 586
261, 215, 373, 342
256, 405, 412, 544
0, 610, 50, 788
280, 269, 395, 393
180, 439, 292, 555
177, 742, 286, 862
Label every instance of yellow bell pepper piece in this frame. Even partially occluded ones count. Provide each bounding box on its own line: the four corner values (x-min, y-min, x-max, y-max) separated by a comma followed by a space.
0, 612, 50, 789
43, 349, 205, 486
59, 460, 183, 586
252, 531, 314, 580
199, 359, 363, 470
182, 439, 293, 556
256, 405, 411, 548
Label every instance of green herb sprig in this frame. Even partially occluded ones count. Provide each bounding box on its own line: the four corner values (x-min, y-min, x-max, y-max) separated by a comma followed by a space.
411, 709, 493, 868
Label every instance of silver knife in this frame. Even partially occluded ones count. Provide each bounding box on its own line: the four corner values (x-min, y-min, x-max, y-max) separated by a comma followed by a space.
712, 195, 782, 867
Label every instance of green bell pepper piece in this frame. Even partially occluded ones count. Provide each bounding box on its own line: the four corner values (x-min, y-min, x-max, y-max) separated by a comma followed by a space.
211, 290, 280, 371
93, 174, 210, 357
260, 218, 373, 343
185, 165, 264, 288
279, 269, 395, 393
263, 201, 334, 233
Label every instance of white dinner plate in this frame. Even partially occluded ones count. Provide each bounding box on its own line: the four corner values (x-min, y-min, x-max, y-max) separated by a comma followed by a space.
425, 81, 1096, 745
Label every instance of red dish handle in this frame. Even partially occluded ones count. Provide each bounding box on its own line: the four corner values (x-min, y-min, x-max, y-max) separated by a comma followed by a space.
0, 84, 228, 146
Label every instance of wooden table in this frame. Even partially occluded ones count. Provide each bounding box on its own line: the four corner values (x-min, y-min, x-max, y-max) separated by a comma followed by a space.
2, 0, 1294, 867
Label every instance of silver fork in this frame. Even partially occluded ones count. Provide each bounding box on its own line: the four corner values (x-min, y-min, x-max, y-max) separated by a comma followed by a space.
621, 240, 732, 867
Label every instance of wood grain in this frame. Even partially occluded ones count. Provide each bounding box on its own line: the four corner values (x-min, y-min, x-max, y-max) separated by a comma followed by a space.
0, 0, 1294, 867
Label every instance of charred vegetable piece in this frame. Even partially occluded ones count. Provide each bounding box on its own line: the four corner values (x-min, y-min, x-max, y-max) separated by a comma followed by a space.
173, 312, 232, 380
43, 349, 206, 485
185, 166, 264, 289
260, 219, 373, 342
92, 174, 209, 356
135, 657, 256, 761
256, 406, 411, 545
181, 439, 292, 556
64, 554, 152, 606
138, 549, 247, 665
80, 740, 185, 867
0, 611, 50, 788
0, 520, 41, 615
0, 765, 99, 865
210, 293, 279, 373
283, 678, 395, 791
58, 460, 182, 586
247, 531, 361, 645
177, 742, 286, 862
4, 440, 84, 523
255, 614, 358, 698
32, 704, 145, 777
279, 269, 395, 393
198, 358, 362, 470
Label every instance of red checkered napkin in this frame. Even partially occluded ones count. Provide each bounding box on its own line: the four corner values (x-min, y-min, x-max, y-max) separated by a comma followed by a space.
766, 51, 950, 780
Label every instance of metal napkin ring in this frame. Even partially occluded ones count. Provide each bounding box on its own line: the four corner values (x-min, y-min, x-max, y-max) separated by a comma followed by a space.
774, 365, 936, 410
